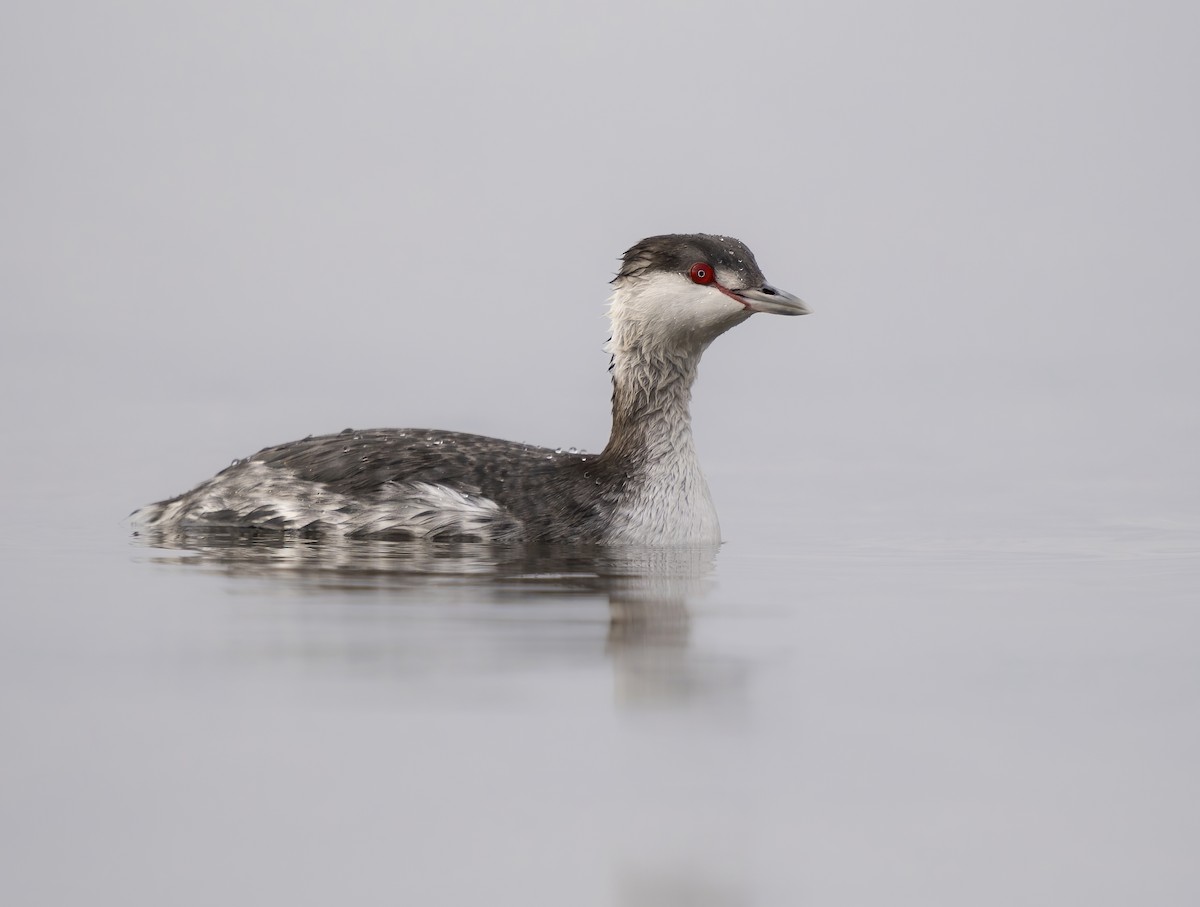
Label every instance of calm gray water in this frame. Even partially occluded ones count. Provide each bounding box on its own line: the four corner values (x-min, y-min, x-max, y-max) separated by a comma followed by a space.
2, 457, 1197, 906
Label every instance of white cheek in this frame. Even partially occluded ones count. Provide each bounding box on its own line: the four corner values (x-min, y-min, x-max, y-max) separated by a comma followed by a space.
609, 272, 746, 346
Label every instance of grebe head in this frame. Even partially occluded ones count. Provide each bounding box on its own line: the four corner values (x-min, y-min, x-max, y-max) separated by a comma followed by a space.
609, 234, 809, 351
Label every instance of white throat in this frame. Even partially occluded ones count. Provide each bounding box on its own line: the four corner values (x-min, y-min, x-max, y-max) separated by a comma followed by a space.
599, 274, 748, 544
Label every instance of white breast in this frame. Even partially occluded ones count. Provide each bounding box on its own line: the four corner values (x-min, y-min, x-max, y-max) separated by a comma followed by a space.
604, 452, 721, 545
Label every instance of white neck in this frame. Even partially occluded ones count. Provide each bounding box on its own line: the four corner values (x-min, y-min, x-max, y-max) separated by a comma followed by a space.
599, 278, 738, 544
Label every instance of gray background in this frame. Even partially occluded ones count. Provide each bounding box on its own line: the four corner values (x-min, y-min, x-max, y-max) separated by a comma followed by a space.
2, 1, 1198, 905
5, 0, 1196, 522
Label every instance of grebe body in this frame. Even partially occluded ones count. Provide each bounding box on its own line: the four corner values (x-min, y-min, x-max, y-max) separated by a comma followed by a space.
134, 234, 808, 544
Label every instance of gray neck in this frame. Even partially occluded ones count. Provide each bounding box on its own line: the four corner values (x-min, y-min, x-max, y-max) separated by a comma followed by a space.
602, 339, 702, 465
598, 331, 720, 544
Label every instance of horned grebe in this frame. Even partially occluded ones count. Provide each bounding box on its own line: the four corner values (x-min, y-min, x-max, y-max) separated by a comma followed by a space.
133, 234, 808, 544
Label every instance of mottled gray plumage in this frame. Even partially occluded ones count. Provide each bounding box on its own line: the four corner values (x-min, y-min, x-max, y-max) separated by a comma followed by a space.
133, 234, 808, 544
212, 429, 619, 542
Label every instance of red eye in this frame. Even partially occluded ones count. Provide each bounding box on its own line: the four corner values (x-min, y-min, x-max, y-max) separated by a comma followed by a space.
689, 261, 716, 285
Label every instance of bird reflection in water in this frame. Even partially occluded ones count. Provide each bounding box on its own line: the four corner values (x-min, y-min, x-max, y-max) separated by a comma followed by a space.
133, 528, 733, 707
